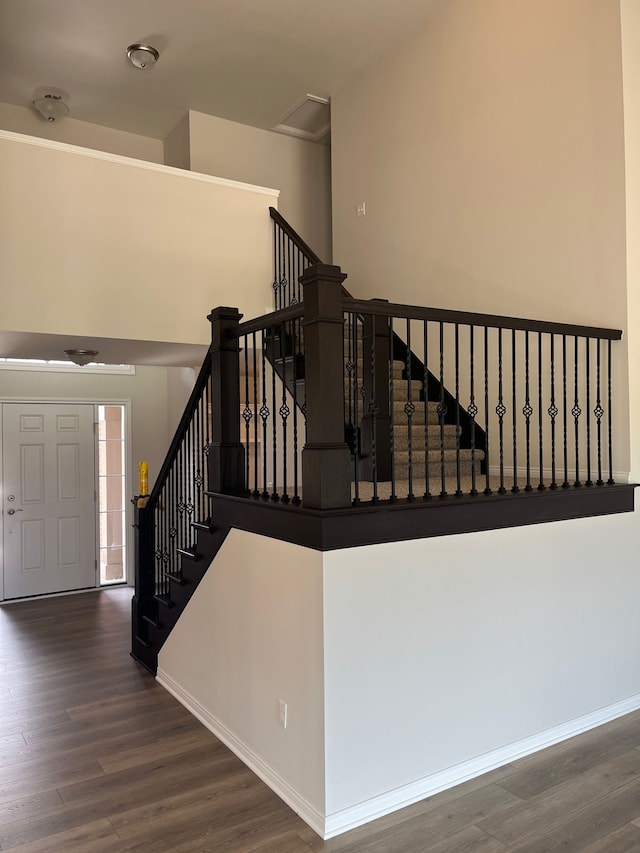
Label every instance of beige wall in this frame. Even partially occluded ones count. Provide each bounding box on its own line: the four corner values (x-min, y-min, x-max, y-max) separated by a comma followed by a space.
0, 101, 163, 163
164, 114, 191, 170
188, 111, 332, 262
332, 0, 626, 325
0, 132, 277, 346
621, 0, 640, 482
331, 0, 630, 475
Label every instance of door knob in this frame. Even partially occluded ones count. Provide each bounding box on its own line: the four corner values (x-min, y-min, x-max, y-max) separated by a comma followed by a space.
6, 508, 23, 515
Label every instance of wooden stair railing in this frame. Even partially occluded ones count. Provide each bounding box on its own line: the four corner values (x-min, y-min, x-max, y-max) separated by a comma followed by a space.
132, 214, 633, 674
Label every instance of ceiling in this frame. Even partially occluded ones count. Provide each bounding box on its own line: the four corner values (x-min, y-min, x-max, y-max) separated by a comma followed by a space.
0, 0, 442, 140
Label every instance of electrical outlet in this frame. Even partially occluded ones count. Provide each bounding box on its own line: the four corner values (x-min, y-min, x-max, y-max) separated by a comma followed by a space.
278, 699, 288, 729
356, 201, 366, 217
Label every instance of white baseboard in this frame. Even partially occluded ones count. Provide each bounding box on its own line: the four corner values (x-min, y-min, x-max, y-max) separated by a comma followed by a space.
156, 668, 326, 839
156, 670, 640, 841
323, 692, 640, 839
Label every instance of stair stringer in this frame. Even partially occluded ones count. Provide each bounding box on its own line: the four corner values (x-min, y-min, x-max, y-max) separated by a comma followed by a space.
143, 520, 232, 674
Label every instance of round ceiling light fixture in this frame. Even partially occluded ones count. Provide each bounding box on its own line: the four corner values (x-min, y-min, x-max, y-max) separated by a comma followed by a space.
33, 93, 69, 122
64, 349, 99, 367
126, 43, 159, 69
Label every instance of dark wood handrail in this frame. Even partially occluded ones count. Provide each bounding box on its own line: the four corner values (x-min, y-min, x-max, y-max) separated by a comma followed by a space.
343, 298, 623, 340
231, 303, 305, 338
147, 346, 213, 505
269, 207, 322, 265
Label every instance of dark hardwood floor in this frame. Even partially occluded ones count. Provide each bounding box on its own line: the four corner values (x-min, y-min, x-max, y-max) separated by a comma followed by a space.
1, 588, 640, 851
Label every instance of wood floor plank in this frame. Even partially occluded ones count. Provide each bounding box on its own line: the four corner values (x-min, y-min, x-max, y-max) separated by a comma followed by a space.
0, 787, 63, 825
478, 746, 640, 848
97, 726, 215, 774
110, 771, 298, 852
0, 818, 123, 853
307, 784, 523, 853
418, 825, 508, 852
511, 779, 640, 852
580, 822, 640, 853
499, 712, 640, 800
244, 831, 316, 853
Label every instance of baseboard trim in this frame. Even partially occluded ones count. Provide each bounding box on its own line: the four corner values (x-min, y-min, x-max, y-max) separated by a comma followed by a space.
323, 692, 640, 839
156, 668, 326, 839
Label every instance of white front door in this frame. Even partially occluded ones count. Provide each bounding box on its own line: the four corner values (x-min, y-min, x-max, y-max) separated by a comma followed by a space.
2, 403, 97, 599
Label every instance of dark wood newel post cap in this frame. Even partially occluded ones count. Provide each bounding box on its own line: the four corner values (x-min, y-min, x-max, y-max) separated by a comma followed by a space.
207, 307, 243, 322
299, 264, 347, 285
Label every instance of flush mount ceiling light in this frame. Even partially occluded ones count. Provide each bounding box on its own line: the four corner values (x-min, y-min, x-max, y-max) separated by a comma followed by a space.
33, 93, 69, 123
64, 349, 99, 367
127, 43, 159, 69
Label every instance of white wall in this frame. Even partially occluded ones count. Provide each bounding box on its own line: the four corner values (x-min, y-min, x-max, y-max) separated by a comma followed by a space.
323, 511, 640, 821
0, 131, 277, 346
157, 529, 326, 829
0, 101, 163, 163
188, 111, 332, 263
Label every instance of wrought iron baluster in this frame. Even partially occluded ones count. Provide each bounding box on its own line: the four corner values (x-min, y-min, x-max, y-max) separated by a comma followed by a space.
483, 326, 491, 495
573, 336, 582, 487
439, 322, 447, 498
511, 329, 518, 494
468, 324, 478, 496
186, 420, 194, 546
292, 321, 301, 505
170, 465, 177, 577
260, 329, 269, 500
280, 320, 290, 503
455, 323, 462, 497
607, 339, 614, 484
252, 334, 259, 496
496, 327, 506, 494
423, 320, 431, 499
405, 318, 414, 501
585, 338, 592, 487
595, 338, 604, 486
288, 237, 293, 308
271, 324, 278, 500
562, 334, 569, 488
370, 313, 378, 503
389, 317, 396, 502
345, 313, 354, 433
537, 332, 545, 490
523, 330, 533, 491
548, 335, 558, 489
279, 229, 286, 310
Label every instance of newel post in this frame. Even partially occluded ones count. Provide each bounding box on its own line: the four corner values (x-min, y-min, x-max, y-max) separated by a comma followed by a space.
301, 264, 352, 509
207, 307, 245, 495
131, 499, 154, 662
